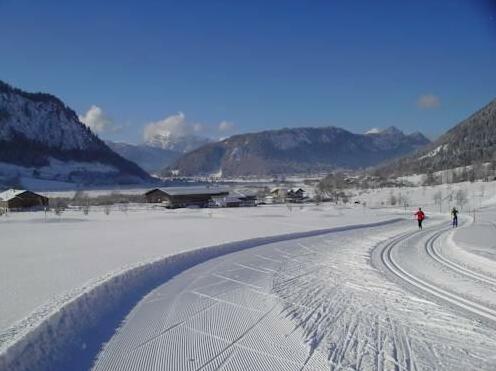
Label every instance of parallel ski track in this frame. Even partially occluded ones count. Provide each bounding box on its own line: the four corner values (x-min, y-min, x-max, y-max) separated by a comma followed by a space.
426, 230, 496, 286
380, 228, 496, 324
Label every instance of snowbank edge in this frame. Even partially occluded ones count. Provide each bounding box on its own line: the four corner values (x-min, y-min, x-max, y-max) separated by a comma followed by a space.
0, 218, 403, 371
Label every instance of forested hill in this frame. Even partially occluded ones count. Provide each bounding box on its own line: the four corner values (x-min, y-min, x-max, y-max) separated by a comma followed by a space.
374, 98, 496, 178
0, 80, 151, 184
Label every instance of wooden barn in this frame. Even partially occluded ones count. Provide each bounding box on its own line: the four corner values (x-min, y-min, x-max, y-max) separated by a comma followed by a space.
0, 189, 49, 210
144, 187, 229, 209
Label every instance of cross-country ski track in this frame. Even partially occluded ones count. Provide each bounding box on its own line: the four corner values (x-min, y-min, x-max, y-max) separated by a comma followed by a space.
92, 215, 496, 371
2, 213, 496, 371
376, 225, 496, 324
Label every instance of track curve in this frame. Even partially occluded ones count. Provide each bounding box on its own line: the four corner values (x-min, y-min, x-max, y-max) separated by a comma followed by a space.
379, 225, 496, 324
426, 231, 496, 286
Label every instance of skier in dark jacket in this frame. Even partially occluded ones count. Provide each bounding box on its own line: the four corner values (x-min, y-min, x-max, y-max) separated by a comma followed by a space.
415, 208, 425, 230
451, 207, 459, 228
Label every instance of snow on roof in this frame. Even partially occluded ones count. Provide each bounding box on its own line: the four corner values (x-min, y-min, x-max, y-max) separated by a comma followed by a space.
232, 190, 257, 198
0, 189, 27, 201
289, 187, 304, 192
147, 186, 229, 197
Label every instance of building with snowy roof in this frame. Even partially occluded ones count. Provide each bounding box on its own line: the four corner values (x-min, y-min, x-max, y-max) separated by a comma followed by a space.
144, 186, 229, 209
287, 188, 305, 203
213, 191, 257, 208
0, 189, 49, 210
269, 187, 305, 203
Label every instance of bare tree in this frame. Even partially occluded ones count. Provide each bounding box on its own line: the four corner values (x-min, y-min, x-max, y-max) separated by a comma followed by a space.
477, 184, 485, 208
433, 190, 443, 212
472, 161, 484, 181
118, 203, 128, 214
455, 189, 468, 210
423, 171, 436, 186
446, 185, 454, 207
54, 203, 64, 217
103, 204, 112, 216
73, 190, 88, 203
50, 198, 67, 217
313, 189, 322, 205
389, 193, 397, 206
397, 193, 410, 214
445, 169, 454, 184
341, 193, 350, 205
287, 203, 293, 215
318, 172, 347, 203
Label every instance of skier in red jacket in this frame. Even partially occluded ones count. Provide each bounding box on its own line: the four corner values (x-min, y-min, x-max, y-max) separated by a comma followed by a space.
415, 208, 425, 230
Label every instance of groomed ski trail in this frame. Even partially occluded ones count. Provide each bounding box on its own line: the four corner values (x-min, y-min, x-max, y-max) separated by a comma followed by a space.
93, 218, 496, 371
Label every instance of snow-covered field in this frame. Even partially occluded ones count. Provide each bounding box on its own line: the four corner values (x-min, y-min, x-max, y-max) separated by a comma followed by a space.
355, 180, 496, 211
0, 204, 400, 363
1, 181, 496, 370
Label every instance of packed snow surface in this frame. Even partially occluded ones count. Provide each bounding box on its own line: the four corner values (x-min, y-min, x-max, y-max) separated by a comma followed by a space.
0, 205, 394, 347
94, 215, 496, 371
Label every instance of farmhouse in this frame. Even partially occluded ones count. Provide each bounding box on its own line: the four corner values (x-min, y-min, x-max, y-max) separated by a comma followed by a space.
287, 188, 305, 203
0, 189, 49, 210
216, 196, 242, 208
269, 187, 305, 203
235, 192, 257, 207
144, 187, 229, 209
214, 192, 258, 208
269, 187, 288, 202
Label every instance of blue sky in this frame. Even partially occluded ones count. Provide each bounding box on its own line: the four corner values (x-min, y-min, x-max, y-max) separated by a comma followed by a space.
1, 0, 495, 143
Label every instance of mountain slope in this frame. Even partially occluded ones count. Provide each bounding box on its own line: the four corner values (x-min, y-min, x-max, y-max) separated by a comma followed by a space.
106, 141, 180, 174
0, 80, 151, 184
167, 126, 430, 177
145, 133, 210, 153
374, 98, 496, 177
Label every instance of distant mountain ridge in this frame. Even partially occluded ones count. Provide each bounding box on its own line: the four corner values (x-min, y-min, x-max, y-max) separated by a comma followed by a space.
0, 80, 151, 184
167, 126, 430, 177
106, 141, 180, 174
145, 133, 211, 153
374, 98, 496, 177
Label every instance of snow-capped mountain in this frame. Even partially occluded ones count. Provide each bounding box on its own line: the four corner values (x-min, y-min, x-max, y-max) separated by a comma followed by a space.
166, 126, 430, 177
0, 80, 151, 185
375, 98, 496, 177
106, 141, 181, 174
145, 132, 211, 153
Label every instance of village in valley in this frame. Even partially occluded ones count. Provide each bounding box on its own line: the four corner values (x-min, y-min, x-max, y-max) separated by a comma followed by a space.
0, 184, 308, 214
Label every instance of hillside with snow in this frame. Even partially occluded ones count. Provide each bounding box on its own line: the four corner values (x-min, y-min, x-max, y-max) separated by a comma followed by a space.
167, 126, 430, 177
0, 81, 151, 186
375, 98, 496, 178
145, 132, 210, 153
